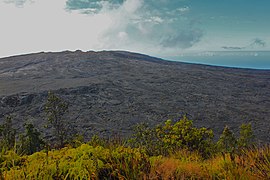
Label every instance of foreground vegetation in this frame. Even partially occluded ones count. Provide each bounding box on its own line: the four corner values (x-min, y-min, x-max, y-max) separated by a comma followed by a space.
0, 92, 269, 179
0, 117, 269, 179
0, 140, 269, 179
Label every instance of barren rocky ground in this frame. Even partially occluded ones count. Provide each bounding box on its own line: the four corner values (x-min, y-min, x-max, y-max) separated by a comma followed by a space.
0, 50, 269, 142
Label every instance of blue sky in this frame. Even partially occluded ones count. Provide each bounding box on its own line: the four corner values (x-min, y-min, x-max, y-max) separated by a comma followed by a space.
1, 0, 270, 67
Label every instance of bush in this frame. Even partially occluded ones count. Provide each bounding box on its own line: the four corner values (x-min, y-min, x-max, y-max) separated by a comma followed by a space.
217, 123, 256, 158
130, 116, 215, 158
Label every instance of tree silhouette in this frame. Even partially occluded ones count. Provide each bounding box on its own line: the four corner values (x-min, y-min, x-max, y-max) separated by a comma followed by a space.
45, 91, 69, 148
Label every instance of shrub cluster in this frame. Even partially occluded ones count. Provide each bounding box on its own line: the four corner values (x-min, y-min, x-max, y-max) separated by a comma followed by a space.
129, 116, 255, 159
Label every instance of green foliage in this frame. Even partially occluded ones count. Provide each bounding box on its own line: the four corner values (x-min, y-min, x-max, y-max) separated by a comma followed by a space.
18, 123, 44, 155
131, 118, 256, 159
100, 146, 151, 179
0, 143, 269, 179
0, 116, 16, 151
130, 116, 215, 158
156, 116, 214, 157
217, 125, 237, 154
128, 123, 162, 155
0, 113, 263, 179
68, 133, 85, 148
217, 123, 255, 158
0, 144, 151, 179
0, 149, 22, 172
45, 91, 69, 148
87, 135, 106, 147
238, 123, 255, 149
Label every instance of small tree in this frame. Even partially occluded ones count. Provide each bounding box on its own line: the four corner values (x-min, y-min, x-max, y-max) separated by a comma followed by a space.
217, 125, 237, 157
19, 123, 44, 155
45, 91, 69, 148
0, 116, 16, 150
238, 123, 255, 149
129, 123, 162, 155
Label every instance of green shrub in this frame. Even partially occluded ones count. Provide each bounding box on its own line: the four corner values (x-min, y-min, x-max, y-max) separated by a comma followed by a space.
238, 123, 255, 149
130, 116, 215, 158
128, 123, 163, 155
217, 123, 256, 159
217, 125, 237, 154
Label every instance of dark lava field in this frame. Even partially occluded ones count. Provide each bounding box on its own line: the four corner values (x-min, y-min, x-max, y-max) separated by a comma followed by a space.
0, 50, 270, 142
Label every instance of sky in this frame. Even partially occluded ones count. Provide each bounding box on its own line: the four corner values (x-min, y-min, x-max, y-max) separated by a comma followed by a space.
0, 0, 270, 68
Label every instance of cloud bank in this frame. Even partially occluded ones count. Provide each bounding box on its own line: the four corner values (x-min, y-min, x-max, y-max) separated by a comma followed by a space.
222, 38, 267, 50
0, 0, 269, 59
65, 0, 203, 53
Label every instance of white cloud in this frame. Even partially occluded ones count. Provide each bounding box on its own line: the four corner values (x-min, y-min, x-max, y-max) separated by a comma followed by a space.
148, 16, 164, 24
118, 31, 128, 40
177, 6, 190, 14
0, 0, 113, 57
122, 0, 142, 13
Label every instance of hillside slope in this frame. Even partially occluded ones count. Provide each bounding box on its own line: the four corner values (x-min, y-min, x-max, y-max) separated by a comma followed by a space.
0, 50, 269, 142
